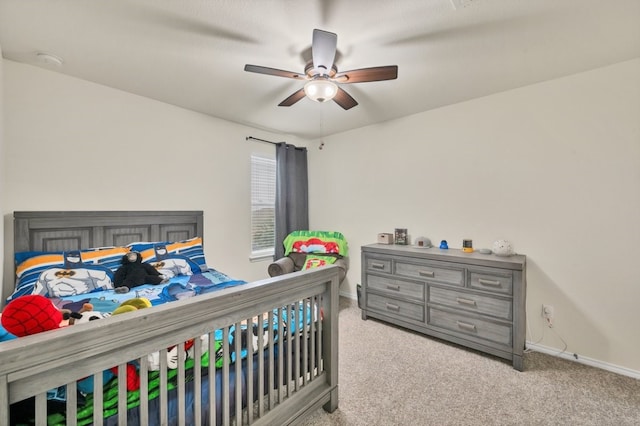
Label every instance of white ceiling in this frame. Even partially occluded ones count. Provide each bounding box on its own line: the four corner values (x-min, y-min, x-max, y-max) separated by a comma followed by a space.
1, 0, 639, 140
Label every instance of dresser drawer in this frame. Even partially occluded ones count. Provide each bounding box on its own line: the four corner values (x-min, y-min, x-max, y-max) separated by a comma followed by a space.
367, 293, 424, 322
429, 286, 512, 320
367, 275, 424, 300
428, 307, 512, 346
395, 261, 464, 286
365, 257, 392, 274
468, 269, 513, 295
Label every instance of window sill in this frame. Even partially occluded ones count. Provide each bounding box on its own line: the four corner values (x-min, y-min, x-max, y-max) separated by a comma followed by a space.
250, 253, 274, 262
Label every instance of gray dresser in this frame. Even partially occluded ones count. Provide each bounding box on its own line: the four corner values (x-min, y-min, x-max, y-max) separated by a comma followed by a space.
361, 244, 527, 370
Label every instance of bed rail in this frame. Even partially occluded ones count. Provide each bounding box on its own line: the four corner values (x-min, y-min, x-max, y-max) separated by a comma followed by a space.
0, 266, 340, 425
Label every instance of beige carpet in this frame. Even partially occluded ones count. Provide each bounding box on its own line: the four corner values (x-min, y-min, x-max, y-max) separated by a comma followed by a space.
299, 298, 640, 426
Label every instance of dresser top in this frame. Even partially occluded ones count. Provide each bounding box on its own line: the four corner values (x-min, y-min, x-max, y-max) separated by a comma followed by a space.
362, 243, 526, 270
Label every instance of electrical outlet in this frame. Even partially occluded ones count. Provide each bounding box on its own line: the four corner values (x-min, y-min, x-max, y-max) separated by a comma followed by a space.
542, 304, 554, 321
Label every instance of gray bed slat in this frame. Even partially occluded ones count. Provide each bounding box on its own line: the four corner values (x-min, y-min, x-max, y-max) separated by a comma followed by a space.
93, 370, 104, 426
222, 327, 231, 426
235, 320, 243, 423
117, 364, 127, 425
139, 356, 149, 426
246, 316, 254, 424
193, 338, 203, 426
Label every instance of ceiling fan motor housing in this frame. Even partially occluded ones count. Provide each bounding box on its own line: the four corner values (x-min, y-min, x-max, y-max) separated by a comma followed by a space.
305, 62, 338, 78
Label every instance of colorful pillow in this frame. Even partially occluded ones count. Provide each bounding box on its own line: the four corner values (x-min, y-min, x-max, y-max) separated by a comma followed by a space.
284, 231, 348, 257
78, 246, 132, 272
127, 237, 207, 277
8, 247, 128, 302
302, 254, 337, 270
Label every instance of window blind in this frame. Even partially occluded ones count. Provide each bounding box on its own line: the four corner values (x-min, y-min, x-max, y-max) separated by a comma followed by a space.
250, 154, 276, 257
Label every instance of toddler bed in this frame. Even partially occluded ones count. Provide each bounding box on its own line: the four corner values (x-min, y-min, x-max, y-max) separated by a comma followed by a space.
0, 211, 339, 425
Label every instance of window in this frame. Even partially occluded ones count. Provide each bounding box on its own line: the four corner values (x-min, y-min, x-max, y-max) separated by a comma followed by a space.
250, 154, 276, 259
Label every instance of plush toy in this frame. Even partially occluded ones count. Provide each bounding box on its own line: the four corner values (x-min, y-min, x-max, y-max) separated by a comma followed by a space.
73, 310, 112, 324
113, 251, 166, 292
112, 297, 152, 315
1, 297, 102, 340
1, 294, 66, 337
60, 302, 95, 326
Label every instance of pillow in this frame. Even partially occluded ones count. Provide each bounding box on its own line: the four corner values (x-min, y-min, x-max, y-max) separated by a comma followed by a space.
301, 254, 337, 271
283, 231, 349, 257
79, 246, 132, 272
8, 247, 128, 302
128, 237, 207, 277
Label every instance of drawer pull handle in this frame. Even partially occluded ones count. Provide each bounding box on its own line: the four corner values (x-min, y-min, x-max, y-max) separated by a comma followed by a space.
385, 303, 400, 312
457, 321, 477, 332
419, 270, 435, 278
478, 278, 501, 287
371, 262, 386, 269
386, 284, 401, 291
456, 297, 477, 306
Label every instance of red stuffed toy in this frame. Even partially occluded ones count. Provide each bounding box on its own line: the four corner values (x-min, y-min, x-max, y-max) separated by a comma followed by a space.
1, 294, 65, 336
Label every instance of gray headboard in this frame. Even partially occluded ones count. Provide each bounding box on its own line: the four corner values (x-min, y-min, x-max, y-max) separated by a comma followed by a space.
13, 210, 204, 252
3, 210, 204, 308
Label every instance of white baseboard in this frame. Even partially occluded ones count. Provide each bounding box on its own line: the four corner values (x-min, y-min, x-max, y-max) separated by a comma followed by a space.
340, 291, 357, 300
526, 342, 640, 380
343, 291, 639, 379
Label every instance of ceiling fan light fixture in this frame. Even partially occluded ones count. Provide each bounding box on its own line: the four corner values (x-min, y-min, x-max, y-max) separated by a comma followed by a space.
304, 79, 338, 103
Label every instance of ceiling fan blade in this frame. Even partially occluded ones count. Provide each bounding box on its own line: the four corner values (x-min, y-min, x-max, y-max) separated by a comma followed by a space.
312, 29, 337, 75
333, 65, 398, 83
244, 64, 305, 80
333, 87, 358, 110
278, 89, 307, 107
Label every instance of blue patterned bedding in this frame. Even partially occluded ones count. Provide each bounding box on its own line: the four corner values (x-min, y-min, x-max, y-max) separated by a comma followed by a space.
48, 268, 247, 313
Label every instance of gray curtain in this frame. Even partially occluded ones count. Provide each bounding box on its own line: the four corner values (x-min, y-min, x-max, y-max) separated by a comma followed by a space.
274, 143, 309, 259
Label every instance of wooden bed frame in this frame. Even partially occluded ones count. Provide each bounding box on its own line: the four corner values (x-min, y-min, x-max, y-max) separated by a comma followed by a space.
1, 211, 339, 425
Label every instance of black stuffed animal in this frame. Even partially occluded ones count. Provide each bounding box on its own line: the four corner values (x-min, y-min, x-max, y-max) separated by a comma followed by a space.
114, 251, 165, 291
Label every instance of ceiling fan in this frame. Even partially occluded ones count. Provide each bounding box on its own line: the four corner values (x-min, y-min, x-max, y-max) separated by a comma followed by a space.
244, 29, 398, 110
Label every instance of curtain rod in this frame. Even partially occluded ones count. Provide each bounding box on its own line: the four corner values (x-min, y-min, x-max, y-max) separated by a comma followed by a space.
246, 136, 285, 145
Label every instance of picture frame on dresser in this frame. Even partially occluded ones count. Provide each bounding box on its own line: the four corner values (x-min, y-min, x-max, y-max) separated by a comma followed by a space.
360, 243, 527, 371
394, 228, 408, 245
